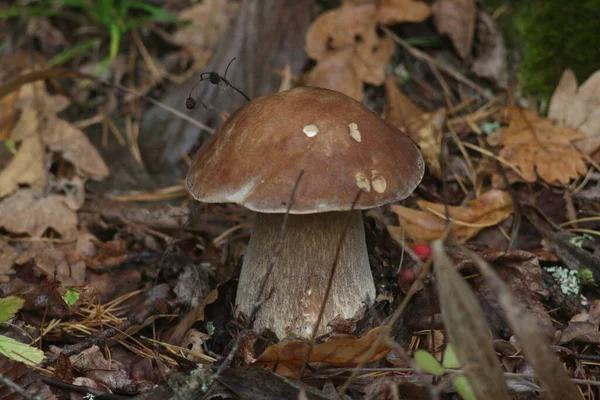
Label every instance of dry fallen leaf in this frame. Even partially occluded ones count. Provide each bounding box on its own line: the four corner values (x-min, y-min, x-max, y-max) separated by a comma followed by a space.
255, 326, 391, 377
0, 91, 18, 141
43, 115, 110, 179
0, 238, 17, 283
548, 69, 600, 154
488, 106, 587, 185
305, 48, 363, 100
304, 0, 429, 95
0, 189, 78, 239
0, 81, 109, 197
432, 0, 476, 59
169, 289, 219, 345
376, 0, 431, 25
472, 11, 508, 89
16, 241, 86, 286
0, 134, 46, 198
172, 0, 240, 60
385, 78, 445, 177
388, 190, 513, 243
305, 2, 394, 86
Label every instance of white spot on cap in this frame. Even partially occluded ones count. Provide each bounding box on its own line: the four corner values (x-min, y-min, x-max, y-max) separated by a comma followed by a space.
371, 170, 387, 193
303, 124, 319, 137
348, 122, 361, 142
355, 172, 371, 192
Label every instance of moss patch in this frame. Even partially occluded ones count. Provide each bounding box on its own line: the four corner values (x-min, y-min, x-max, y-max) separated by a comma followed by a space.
515, 0, 600, 99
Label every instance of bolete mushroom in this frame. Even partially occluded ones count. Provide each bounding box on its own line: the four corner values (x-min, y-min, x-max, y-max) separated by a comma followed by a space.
187, 87, 423, 339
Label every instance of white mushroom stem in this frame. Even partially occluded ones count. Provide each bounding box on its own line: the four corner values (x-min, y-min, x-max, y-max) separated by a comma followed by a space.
236, 211, 376, 339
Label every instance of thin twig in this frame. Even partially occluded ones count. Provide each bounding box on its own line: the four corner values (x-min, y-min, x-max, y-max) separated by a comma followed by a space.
298, 191, 363, 378
0, 68, 213, 134
41, 376, 128, 400
382, 26, 493, 100
214, 171, 305, 377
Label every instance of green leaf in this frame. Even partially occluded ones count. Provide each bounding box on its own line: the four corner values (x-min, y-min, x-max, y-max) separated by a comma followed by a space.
3, 139, 17, 154
108, 23, 121, 60
443, 345, 477, 400
442, 344, 460, 368
62, 289, 80, 306
48, 38, 100, 67
0, 296, 24, 323
0, 335, 44, 365
414, 350, 445, 376
453, 376, 477, 400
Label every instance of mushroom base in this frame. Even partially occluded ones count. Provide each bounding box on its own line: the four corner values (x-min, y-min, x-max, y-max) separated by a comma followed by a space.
236, 211, 376, 339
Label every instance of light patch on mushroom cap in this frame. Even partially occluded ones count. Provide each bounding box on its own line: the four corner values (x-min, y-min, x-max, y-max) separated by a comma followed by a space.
302, 124, 319, 137
371, 170, 387, 193
355, 172, 371, 192
348, 122, 361, 142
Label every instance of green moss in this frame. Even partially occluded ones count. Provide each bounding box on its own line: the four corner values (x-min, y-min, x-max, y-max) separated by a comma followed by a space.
515, 0, 600, 99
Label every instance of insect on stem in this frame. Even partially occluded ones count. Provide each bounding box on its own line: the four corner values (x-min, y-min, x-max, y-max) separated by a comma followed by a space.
185, 57, 250, 110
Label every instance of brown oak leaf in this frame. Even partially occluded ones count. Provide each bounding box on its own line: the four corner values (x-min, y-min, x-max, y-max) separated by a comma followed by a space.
488, 106, 587, 185
388, 190, 513, 243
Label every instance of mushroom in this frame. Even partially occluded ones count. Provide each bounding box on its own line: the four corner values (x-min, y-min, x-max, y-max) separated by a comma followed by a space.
187, 87, 423, 339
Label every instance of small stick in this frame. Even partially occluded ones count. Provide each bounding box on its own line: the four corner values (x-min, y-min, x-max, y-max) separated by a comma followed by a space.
382, 26, 493, 100
40, 376, 128, 400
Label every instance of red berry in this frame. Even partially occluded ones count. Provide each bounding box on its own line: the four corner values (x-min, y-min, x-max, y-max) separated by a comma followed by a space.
401, 268, 416, 284
413, 243, 431, 261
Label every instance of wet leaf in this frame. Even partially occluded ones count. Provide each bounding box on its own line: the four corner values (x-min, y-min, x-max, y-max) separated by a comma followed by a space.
548, 69, 600, 154
0, 296, 24, 323
255, 326, 391, 377
385, 78, 445, 177
488, 106, 587, 185
388, 190, 513, 243
432, 0, 476, 59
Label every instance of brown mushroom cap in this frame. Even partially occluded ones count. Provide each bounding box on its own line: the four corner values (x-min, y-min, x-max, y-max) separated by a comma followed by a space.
186, 86, 424, 214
